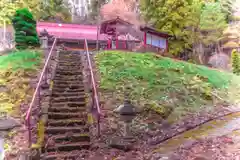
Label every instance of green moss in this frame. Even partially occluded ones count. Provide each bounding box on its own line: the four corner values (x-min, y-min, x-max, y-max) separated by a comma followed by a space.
95, 51, 240, 121
0, 50, 42, 117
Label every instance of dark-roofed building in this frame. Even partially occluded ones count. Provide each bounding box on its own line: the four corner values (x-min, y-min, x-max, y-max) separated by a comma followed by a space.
99, 17, 170, 53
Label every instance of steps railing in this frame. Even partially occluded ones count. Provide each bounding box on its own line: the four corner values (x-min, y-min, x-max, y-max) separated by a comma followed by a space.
84, 38, 101, 137
25, 38, 57, 147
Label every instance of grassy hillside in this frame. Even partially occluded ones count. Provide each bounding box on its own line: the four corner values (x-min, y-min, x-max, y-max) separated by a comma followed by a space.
0, 50, 42, 117
95, 51, 240, 122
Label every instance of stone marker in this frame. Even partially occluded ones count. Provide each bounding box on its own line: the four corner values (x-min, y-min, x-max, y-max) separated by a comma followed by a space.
0, 137, 4, 160
0, 118, 20, 131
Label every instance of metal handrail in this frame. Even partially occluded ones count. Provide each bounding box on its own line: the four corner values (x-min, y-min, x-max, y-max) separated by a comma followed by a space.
84, 38, 101, 136
25, 38, 57, 147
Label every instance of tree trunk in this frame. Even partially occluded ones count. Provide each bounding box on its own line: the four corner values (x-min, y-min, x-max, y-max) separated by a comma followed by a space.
198, 43, 204, 64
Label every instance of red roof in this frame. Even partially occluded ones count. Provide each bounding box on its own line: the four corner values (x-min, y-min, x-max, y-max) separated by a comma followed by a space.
37, 22, 108, 41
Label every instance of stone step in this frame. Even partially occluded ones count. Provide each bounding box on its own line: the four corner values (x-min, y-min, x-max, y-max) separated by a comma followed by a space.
48, 119, 86, 127
48, 106, 85, 113
57, 64, 81, 68
48, 112, 85, 120
52, 87, 85, 93
53, 76, 83, 81
58, 57, 80, 61
42, 152, 80, 160
57, 62, 82, 66
59, 54, 81, 59
51, 96, 85, 103
52, 91, 85, 97
46, 142, 90, 152
51, 133, 90, 143
55, 68, 82, 72
50, 101, 86, 108
53, 80, 82, 86
46, 126, 89, 134
55, 72, 83, 76
53, 84, 84, 90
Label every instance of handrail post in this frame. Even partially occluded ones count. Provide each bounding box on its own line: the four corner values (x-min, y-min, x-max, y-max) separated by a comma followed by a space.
27, 116, 32, 148
84, 39, 101, 137
25, 38, 57, 148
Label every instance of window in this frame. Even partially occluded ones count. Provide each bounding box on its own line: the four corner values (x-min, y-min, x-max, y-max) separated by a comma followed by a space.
146, 33, 167, 49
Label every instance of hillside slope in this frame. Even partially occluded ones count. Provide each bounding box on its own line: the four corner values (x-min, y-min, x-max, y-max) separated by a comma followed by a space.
95, 51, 240, 122
0, 50, 42, 117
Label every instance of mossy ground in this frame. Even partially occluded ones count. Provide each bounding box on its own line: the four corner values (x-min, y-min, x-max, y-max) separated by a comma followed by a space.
0, 50, 42, 117
95, 51, 240, 122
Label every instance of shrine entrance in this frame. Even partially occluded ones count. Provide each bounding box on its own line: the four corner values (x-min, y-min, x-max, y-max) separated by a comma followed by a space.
100, 17, 142, 51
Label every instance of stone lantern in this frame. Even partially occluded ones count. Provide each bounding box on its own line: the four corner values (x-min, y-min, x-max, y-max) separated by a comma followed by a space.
114, 98, 139, 137
39, 29, 49, 49
110, 96, 140, 151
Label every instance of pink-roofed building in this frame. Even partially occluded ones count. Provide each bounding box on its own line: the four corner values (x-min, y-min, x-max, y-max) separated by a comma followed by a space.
37, 21, 108, 50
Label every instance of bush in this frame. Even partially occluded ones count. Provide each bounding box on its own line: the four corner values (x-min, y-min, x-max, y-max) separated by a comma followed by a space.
11, 8, 40, 50
231, 49, 240, 75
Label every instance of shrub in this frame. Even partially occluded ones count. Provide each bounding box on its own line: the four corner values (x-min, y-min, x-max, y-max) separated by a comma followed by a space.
11, 8, 40, 50
231, 49, 240, 75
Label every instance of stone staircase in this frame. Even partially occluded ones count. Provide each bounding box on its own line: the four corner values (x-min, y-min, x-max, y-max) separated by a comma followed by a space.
41, 51, 90, 160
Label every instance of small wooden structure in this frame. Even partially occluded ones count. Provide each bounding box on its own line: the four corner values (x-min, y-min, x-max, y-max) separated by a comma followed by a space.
100, 17, 170, 52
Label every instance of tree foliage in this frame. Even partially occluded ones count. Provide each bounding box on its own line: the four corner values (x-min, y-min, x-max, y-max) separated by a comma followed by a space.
200, 2, 227, 46
88, 0, 108, 23
101, 0, 142, 25
0, 0, 70, 25
12, 8, 39, 50
140, 0, 229, 57
231, 49, 240, 75
38, 0, 71, 22
0, 0, 22, 26
140, 0, 194, 55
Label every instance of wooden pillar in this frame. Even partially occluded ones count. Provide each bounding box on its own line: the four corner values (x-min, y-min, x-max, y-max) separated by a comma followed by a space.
107, 39, 111, 49
116, 36, 118, 49
124, 40, 127, 50
144, 32, 147, 46
166, 38, 169, 53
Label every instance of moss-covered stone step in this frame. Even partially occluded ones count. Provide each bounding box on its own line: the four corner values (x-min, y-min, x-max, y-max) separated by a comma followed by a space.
53, 81, 82, 86
52, 133, 90, 143
52, 87, 85, 93
55, 70, 83, 76
42, 152, 80, 160
52, 91, 85, 97
50, 101, 85, 108
51, 96, 85, 103
46, 142, 90, 152
55, 69, 83, 73
48, 106, 86, 113
57, 65, 82, 68
48, 119, 86, 127
54, 73, 82, 78
57, 62, 82, 66
52, 84, 84, 90
48, 112, 86, 120
53, 77, 83, 82
54, 76, 83, 81
46, 126, 89, 134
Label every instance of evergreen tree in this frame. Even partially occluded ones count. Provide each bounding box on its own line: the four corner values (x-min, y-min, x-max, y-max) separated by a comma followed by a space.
88, 0, 108, 23
232, 49, 240, 75
200, 2, 227, 46
12, 8, 40, 50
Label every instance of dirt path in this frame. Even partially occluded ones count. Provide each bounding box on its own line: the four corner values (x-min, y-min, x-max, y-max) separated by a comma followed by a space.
148, 111, 240, 159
